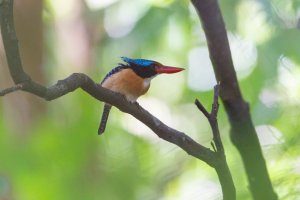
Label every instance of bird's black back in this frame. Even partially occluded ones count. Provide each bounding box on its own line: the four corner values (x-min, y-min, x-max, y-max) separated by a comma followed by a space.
101, 64, 129, 84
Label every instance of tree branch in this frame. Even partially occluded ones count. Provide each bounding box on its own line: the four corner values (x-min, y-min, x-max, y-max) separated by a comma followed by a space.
0, 83, 23, 96
195, 98, 210, 119
196, 84, 223, 153
0, 0, 218, 165
195, 84, 235, 199
191, 0, 278, 199
1, 76, 217, 167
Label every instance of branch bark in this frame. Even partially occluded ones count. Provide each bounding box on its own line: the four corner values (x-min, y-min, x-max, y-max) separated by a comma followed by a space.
195, 84, 236, 200
0, 83, 23, 96
0, 0, 235, 198
191, 0, 278, 199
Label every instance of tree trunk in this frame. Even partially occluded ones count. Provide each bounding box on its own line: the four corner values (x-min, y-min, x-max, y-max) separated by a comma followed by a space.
0, 0, 45, 133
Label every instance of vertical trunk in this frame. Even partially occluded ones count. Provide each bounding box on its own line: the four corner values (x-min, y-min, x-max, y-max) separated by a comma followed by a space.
191, 0, 278, 199
0, 0, 45, 132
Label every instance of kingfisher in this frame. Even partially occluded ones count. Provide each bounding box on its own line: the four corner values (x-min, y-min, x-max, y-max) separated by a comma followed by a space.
98, 57, 184, 134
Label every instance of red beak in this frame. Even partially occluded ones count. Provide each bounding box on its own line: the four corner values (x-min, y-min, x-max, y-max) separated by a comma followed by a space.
155, 66, 184, 74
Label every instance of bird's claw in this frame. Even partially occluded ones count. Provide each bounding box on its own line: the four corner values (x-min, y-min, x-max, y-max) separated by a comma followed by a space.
129, 101, 140, 109
133, 101, 140, 106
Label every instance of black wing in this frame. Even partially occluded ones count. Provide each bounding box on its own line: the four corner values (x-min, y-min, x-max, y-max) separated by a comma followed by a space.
100, 64, 129, 85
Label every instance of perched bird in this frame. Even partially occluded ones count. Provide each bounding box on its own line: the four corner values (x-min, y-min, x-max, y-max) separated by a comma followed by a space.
98, 57, 184, 134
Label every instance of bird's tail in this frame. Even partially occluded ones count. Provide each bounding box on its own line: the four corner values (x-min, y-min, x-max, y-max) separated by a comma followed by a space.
98, 104, 112, 135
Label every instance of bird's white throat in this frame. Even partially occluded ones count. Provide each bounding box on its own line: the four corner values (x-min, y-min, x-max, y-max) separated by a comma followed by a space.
143, 76, 156, 88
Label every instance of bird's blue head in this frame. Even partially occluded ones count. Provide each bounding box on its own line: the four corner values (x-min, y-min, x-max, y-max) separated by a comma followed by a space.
121, 56, 184, 78
121, 57, 155, 68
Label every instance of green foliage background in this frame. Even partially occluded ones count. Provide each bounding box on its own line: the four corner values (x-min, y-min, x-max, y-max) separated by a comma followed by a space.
1, 0, 300, 199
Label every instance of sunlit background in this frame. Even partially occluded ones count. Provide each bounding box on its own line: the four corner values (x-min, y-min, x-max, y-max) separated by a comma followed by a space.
0, 0, 300, 199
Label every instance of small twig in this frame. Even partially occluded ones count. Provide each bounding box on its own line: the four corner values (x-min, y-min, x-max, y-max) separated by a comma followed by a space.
195, 99, 210, 118
211, 141, 217, 152
211, 83, 220, 118
0, 84, 23, 96
195, 83, 223, 152
209, 84, 224, 153
194, 84, 234, 199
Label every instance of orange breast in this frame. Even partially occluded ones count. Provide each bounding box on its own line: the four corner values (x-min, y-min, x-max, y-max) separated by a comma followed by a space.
101, 68, 150, 101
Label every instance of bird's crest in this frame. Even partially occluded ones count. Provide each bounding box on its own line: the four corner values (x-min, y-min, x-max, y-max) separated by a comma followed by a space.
121, 56, 155, 67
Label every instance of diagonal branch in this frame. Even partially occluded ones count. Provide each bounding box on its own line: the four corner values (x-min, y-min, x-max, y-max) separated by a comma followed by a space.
195, 99, 210, 119
1, 75, 217, 167
0, 83, 23, 96
0, 0, 216, 167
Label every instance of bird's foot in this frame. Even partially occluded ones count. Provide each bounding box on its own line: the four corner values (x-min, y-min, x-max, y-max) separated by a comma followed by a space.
133, 101, 140, 106
128, 100, 140, 108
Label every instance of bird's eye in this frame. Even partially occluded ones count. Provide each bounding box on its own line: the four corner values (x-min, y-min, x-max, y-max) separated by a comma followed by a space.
152, 64, 158, 71
153, 63, 162, 70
